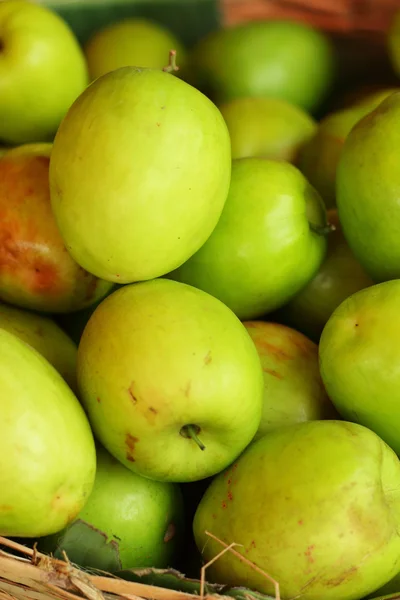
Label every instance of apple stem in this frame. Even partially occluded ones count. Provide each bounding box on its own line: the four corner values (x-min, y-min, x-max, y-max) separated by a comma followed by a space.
181, 425, 206, 451
163, 50, 180, 74
309, 222, 336, 236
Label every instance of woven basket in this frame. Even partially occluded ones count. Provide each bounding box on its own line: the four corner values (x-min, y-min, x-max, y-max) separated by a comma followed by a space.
221, 0, 398, 36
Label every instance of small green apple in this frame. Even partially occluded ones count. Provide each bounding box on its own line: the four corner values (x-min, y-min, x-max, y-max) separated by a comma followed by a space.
0, 145, 113, 313
169, 158, 328, 320
0, 301, 78, 392
77, 278, 264, 483
193, 420, 400, 600
49, 66, 231, 284
40, 445, 184, 571
277, 209, 373, 342
84, 18, 187, 81
219, 96, 316, 161
319, 280, 400, 456
191, 20, 335, 111
0, 328, 96, 537
0, 0, 88, 145
243, 321, 336, 439
337, 92, 400, 282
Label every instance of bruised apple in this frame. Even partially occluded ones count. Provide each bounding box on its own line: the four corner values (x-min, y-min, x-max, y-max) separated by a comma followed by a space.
0, 145, 112, 313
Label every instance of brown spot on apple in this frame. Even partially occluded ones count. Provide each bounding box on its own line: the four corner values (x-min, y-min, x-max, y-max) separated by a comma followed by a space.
304, 545, 315, 563
163, 522, 176, 543
222, 501, 227, 509
263, 367, 283, 380
148, 407, 158, 414
96, 397, 101, 403
204, 351, 212, 365
0, 505, 12, 511
128, 382, 137, 405
227, 491, 233, 501
125, 433, 139, 462
184, 381, 191, 397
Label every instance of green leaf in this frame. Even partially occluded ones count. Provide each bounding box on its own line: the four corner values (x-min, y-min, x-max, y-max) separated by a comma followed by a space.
41, 519, 122, 573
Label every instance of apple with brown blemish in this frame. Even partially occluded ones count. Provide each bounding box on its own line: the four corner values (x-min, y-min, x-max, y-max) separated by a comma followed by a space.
194, 420, 400, 600
77, 278, 263, 483
0, 144, 113, 313
243, 321, 337, 440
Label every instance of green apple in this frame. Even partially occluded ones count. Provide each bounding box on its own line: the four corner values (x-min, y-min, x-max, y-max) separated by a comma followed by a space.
191, 20, 335, 112
277, 209, 373, 342
319, 280, 400, 456
40, 445, 184, 571
193, 420, 400, 600
298, 90, 397, 209
169, 158, 328, 320
337, 92, 400, 282
0, 144, 113, 313
77, 278, 264, 483
0, 301, 78, 392
243, 321, 336, 439
0, 0, 88, 145
219, 96, 316, 161
0, 328, 96, 537
49, 66, 231, 284
84, 18, 187, 81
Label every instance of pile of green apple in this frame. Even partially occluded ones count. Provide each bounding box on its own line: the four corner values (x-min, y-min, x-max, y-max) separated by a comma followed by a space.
4, 2, 400, 600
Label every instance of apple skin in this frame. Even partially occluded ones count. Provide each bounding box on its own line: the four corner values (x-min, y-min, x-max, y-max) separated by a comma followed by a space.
40, 445, 185, 571
0, 328, 96, 537
190, 20, 335, 112
0, 301, 78, 393
319, 280, 400, 457
243, 321, 336, 439
76, 278, 264, 483
0, 0, 88, 145
169, 158, 328, 320
277, 209, 373, 342
84, 18, 187, 81
49, 66, 231, 284
0, 145, 113, 313
337, 92, 400, 282
193, 420, 400, 600
218, 97, 316, 162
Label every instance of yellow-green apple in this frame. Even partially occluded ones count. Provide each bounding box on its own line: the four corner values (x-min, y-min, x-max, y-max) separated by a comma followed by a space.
319, 280, 400, 457
0, 301, 77, 392
0, 328, 96, 537
219, 96, 316, 161
49, 66, 231, 283
0, 0, 88, 145
194, 420, 400, 600
77, 279, 264, 483
84, 18, 187, 81
243, 321, 336, 439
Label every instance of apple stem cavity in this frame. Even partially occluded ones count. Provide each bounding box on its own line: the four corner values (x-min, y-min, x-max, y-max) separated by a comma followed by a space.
163, 50, 180, 74
180, 424, 206, 451
309, 222, 336, 236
